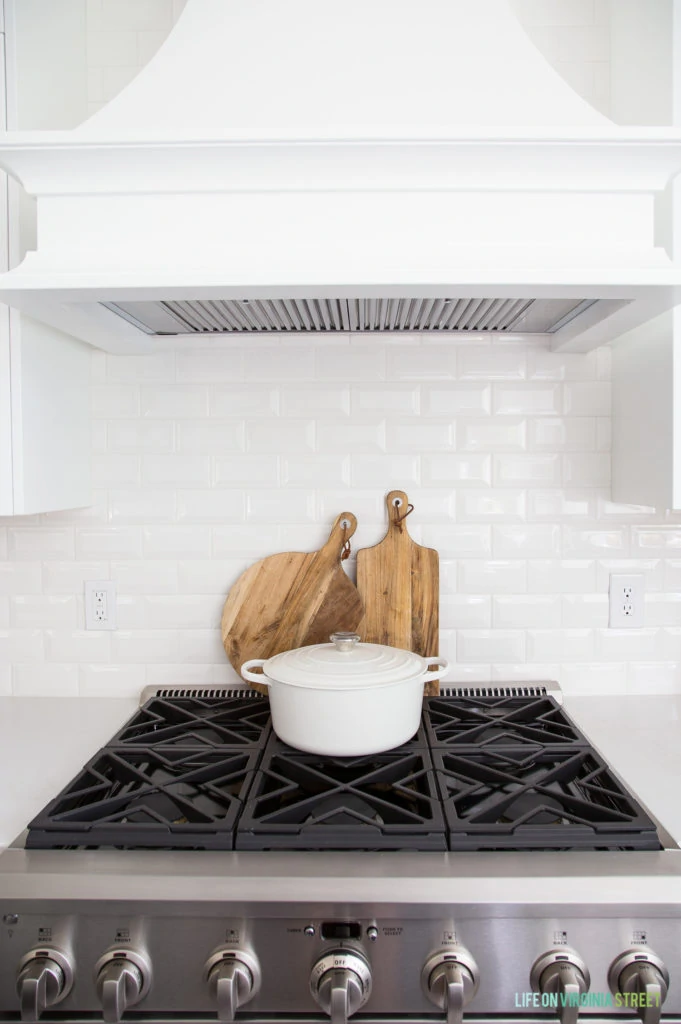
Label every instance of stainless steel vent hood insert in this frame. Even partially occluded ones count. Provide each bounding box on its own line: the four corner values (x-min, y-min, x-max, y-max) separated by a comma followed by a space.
0, 0, 679, 354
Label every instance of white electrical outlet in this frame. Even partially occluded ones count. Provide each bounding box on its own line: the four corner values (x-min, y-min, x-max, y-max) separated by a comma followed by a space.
609, 574, 645, 628
85, 580, 117, 631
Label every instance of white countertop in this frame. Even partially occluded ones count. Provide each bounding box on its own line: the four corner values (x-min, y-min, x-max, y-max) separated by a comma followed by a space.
0, 693, 679, 851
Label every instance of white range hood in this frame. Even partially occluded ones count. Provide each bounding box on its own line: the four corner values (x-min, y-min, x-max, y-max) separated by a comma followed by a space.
0, 0, 680, 353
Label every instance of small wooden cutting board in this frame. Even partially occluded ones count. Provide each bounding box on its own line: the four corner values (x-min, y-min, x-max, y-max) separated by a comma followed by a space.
221, 512, 363, 693
356, 490, 441, 695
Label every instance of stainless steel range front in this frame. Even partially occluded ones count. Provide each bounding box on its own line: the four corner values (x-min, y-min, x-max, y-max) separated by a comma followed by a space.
1, 686, 680, 1024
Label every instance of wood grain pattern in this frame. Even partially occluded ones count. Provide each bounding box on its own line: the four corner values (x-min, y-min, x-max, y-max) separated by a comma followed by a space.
356, 490, 441, 695
221, 513, 363, 693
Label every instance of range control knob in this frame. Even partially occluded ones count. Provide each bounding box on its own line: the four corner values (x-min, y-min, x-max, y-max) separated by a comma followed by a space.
609, 948, 670, 1024
16, 948, 74, 1022
94, 949, 152, 1024
205, 949, 261, 1022
421, 948, 480, 1024
531, 949, 591, 1024
310, 950, 372, 1024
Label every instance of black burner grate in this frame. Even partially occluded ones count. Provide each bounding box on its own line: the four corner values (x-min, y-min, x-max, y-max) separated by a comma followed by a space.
110, 696, 271, 748
236, 733, 446, 850
426, 695, 585, 749
26, 747, 259, 850
25, 692, 662, 852
433, 747, 661, 850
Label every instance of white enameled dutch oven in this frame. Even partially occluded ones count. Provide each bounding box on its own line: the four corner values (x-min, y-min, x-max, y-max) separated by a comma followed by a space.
240, 632, 448, 756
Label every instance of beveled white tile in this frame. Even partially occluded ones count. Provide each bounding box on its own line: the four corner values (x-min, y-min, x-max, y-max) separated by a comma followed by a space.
141, 454, 211, 487
178, 560, 248, 595
79, 664, 147, 697
210, 386, 279, 417
107, 420, 174, 453
109, 489, 177, 523
143, 526, 210, 558
458, 560, 527, 594
643, 594, 681, 627
422, 384, 491, 416
528, 417, 596, 451
457, 630, 525, 664
493, 595, 561, 628
526, 490, 597, 522
144, 595, 223, 629
386, 346, 455, 381
0, 629, 44, 662
596, 627, 660, 660
13, 663, 79, 697
632, 527, 681, 554
562, 527, 628, 557
176, 490, 245, 523
562, 594, 609, 627
141, 385, 208, 418
0, 562, 43, 595
244, 346, 316, 381
11, 596, 78, 629
77, 528, 143, 559
441, 661, 491, 685
350, 455, 417, 489
493, 383, 561, 415
563, 453, 610, 488
598, 559, 663, 593
440, 595, 492, 629
559, 662, 628, 695
112, 630, 179, 663
458, 418, 526, 451
457, 490, 526, 523
318, 420, 386, 453
317, 345, 385, 381
110, 560, 178, 595
9, 528, 75, 560
490, 663, 561, 683
627, 662, 681, 694
351, 385, 419, 416
492, 525, 560, 558
597, 498, 657, 522
283, 386, 351, 417
457, 345, 526, 381
387, 420, 454, 453
0, 665, 10, 696
45, 630, 110, 663
563, 381, 611, 416
213, 455, 279, 487
527, 629, 595, 663
91, 384, 140, 419
177, 420, 244, 453
106, 352, 175, 382
246, 419, 315, 454
526, 349, 598, 381
528, 560, 596, 592
246, 490, 316, 523
596, 418, 611, 452
493, 454, 561, 487
175, 629, 226, 664
421, 526, 491, 559
146, 663, 215, 687
176, 348, 243, 383
212, 525, 280, 558
92, 454, 141, 487
423, 454, 491, 487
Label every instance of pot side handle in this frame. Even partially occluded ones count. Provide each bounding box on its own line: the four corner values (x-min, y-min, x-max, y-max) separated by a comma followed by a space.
241, 659, 270, 685
422, 659, 449, 684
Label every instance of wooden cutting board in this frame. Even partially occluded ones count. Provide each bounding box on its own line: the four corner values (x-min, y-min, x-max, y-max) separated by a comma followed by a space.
221, 512, 363, 693
356, 490, 441, 695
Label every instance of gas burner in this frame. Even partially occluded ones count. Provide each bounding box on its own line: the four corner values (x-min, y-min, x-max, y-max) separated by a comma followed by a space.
432, 748, 662, 851
26, 747, 259, 850
236, 736, 446, 850
111, 696, 270, 748
426, 696, 584, 749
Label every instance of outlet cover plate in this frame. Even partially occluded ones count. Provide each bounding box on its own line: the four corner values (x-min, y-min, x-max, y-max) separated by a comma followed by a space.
85, 580, 117, 631
609, 573, 644, 629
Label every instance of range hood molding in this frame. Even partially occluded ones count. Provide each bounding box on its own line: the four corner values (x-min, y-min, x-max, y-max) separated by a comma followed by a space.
0, 0, 679, 353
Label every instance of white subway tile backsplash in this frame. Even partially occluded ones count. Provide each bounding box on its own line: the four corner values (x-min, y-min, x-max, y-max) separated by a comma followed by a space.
212, 525, 280, 558
559, 662, 628, 695
176, 420, 244, 453
109, 490, 177, 524
493, 384, 562, 416
13, 663, 79, 697
526, 349, 598, 381
387, 420, 454, 453
423, 454, 491, 487
597, 559, 663, 592
176, 490, 244, 523
283, 386, 351, 417
350, 456, 417, 489
92, 385, 140, 418
563, 381, 611, 416
457, 630, 526, 664
144, 596, 223, 630
528, 559, 597, 592
441, 595, 492, 629
0, 665, 10, 696
562, 527, 628, 557
318, 420, 386, 453
458, 418, 526, 451
643, 594, 681, 627
597, 627, 661, 661
141, 386, 208, 418
213, 455, 279, 487
457, 490, 526, 523
632, 527, 681, 554
79, 663, 147, 697
246, 490, 317, 523
527, 628, 595, 663
141, 454, 211, 487
528, 417, 596, 451
526, 490, 597, 521
143, 526, 210, 558
493, 595, 561, 628
458, 560, 527, 594
386, 346, 456, 381
108, 421, 174, 452
11, 596, 78, 629
244, 346, 316, 381
0, 562, 43, 595
210, 386, 279, 417
0, 598, 8, 629
77, 528, 143, 560
107, 352, 175, 382
9, 528, 75, 560
111, 630, 178, 663
457, 345, 526, 381
421, 526, 491, 559
492, 525, 561, 558
493, 454, 561, 487
562, 594, 609, 627
44, 629, 110, 663
351, 386, 419, 416
178, 560, 246, 595
111, 560, 178, 595
627, 662, 681, 694
176, 349, 243, 383
422, 384, 491, 416
246, 419, 315, 454
563, 453, 611, 488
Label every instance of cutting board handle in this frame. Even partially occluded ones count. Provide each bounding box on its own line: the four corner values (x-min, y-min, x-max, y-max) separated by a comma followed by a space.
386, 490, 412, 532
319, 512, 358, 561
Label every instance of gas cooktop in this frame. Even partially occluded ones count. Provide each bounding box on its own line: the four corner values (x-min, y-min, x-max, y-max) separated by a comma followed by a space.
25, 691, 661, 853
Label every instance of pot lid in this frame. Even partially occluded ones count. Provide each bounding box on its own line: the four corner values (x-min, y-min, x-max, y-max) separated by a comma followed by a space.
262, 633, 429, 689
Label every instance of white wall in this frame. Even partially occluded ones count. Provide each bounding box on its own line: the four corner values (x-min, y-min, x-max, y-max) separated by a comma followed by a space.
1, 333, 681, 699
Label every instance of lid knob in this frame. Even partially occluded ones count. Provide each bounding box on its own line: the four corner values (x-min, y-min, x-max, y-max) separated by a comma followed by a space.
330, 632, 360, 652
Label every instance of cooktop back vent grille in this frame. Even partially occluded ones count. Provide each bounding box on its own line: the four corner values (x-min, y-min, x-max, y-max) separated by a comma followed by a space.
140, 686, 262, 703
441, 682, 562, 702
104, 297, 597, 336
